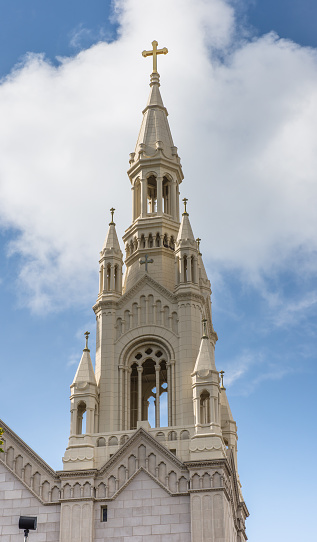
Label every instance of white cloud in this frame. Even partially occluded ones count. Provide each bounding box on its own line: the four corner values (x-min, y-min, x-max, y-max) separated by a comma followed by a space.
0, 0, 316, 312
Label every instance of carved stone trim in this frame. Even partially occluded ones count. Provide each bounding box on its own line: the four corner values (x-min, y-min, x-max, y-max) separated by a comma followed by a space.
0, 419, 59, 479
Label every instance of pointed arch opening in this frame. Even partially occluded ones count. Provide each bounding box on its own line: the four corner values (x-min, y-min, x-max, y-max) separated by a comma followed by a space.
76, 401, 87, 434
200, 390, 211, 424
147, 175, 157, 214
123, 343, 174, 430
162, 176, 171, 215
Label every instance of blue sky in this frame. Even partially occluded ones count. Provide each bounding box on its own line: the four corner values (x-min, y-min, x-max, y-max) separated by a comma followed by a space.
0, 1, 316, 541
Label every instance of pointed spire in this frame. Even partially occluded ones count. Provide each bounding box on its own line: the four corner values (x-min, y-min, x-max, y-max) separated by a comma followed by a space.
102, 208, 121, 253
176, 203, 195, 244
131, 71, 179, 163
72, 332, 97, 386
193, 319, 217, 375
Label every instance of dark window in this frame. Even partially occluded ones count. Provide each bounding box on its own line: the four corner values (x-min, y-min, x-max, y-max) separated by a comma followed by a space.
101, 506, 107, 522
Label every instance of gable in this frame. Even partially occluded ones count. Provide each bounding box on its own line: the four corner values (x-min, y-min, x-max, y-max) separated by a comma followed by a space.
94, 429, 189, 499
0, 419, 60, 505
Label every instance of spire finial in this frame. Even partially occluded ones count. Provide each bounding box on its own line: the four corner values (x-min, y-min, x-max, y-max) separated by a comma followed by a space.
196, 237, 201, 254
142, 40, 168, 73
84, 331, 90, 352
202, 318, 208, 338
220, 370, 226, 390
109, 207, 115, 225
182, 198, 189, 216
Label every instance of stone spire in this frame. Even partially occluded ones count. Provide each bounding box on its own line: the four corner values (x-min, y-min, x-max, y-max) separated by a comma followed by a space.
98, 209, 123, 297
192, 320, 217, 375
72, 332, 97, 387
101, 208, 121, 254
131, 72, 178, 163
176, 199, 196, 245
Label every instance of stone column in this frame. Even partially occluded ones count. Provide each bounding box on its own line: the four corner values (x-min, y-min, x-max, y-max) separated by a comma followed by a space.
141, 178, 147, 217
155, 365, 160, 427
131, 185, 135, 221
137, 366, 143, 421
118, 366, 123, 430
157, 176, 163, 215
167, 362, 172, 426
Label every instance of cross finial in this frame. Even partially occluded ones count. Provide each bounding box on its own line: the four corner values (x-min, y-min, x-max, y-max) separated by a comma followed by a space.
110, 207, 115, 225
84, 331, 90, 351
202, 318, 208, 338
142, 40, 168, 73
220, 370, 226, 390
182, 198, 188, 215
196, 238, 201, 254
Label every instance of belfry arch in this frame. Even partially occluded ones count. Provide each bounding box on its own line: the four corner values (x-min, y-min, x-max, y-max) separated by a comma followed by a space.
118, 340, 176, 431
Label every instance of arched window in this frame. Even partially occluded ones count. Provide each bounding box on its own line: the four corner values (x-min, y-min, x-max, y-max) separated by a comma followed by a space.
147, 175, 157, 213
106, 264, 111, 290
140, 234, 146, 248
200, 391, 211, 424
114, 265, 118, 291
162, 176, 171, 214
191, 256, 195, 283
184, 255, 188, 282
126, 344, 171, 430
76, 401, 87, 434
148, 233, 153, 248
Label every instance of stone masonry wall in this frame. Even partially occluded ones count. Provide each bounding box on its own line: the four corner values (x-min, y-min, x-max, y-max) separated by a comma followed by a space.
94, 470, 190, 542
0, 462, 60, 542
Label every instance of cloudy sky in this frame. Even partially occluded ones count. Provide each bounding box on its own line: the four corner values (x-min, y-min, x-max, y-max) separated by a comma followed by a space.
1, 1, 316, 540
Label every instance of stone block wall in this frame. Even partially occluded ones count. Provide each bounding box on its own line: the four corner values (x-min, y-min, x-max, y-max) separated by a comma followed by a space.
0, 462, 60, 542
94, 470, 190, 542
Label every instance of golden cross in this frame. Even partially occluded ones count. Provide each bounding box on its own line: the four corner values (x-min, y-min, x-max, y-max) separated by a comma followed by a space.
196, 238, 201, 254
142, 40, 168, 73
110, 207, 115, 224
182, 198, 188, 215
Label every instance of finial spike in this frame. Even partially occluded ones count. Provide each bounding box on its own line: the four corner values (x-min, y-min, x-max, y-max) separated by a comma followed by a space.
196, 237, 201, 254
220, 370, 226, 390
142, 40, 168, 73
109, 207, 115, 225
84, 331, 90, 351
182, 198, 188, 216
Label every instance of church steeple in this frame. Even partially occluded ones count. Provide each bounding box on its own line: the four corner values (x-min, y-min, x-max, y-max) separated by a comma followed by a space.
123, 43, 184, 293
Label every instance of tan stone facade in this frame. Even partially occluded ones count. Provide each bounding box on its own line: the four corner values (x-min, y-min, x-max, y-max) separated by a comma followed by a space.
0, 64, 248, 541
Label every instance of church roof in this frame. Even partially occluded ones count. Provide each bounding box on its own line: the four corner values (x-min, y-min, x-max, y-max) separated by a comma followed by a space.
133, 72, 177, 161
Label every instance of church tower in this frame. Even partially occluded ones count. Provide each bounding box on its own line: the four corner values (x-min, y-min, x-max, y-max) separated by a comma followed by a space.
61, 41, 249, 542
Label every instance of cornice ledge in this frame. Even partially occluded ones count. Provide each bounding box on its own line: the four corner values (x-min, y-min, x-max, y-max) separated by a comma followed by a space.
93, 299, 118, 312
119, 274, 176, 308
57, 469, 98, 479
175, 291, 205, 304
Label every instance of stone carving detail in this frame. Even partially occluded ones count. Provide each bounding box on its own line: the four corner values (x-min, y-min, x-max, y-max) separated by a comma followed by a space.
115, 293, 178, 339
0, 427, 60, 504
